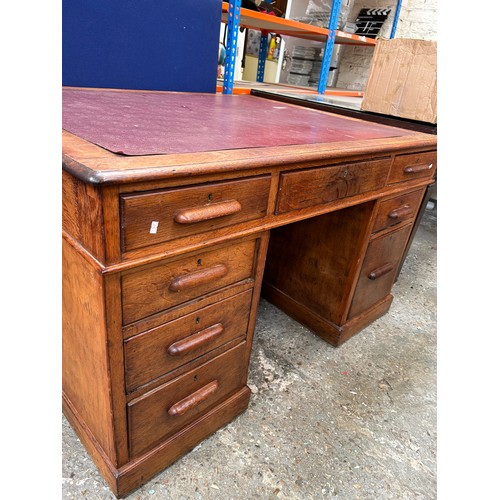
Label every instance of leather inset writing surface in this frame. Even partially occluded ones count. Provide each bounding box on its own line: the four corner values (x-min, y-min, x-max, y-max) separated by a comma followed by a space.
62, 89, 412, 156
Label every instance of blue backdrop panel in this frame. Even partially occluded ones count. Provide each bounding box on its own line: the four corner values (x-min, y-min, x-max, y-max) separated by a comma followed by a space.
63, 0, 222, 92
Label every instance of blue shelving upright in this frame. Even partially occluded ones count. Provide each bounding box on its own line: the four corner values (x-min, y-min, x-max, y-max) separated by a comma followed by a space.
256, 33, 269, 82
317, 0, 343, 94
390, 0, 403, 38
222, 0, 242, 94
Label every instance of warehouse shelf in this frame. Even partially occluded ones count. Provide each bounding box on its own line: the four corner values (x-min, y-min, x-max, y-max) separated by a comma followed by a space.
221, 4, 376, 46
220, 1, 376, 95
221, 1, 401, 96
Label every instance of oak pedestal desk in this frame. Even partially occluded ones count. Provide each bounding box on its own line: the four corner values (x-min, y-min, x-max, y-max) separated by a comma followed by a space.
62, 88, 437, 497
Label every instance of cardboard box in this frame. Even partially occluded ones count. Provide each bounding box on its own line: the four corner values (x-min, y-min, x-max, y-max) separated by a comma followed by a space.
361, 39, 437, 124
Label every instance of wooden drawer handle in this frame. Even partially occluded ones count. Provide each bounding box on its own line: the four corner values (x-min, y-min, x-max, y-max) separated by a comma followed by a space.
168, 264, 228, 292
174, 200, 242, 225
404, 163, 433, 174
368, 263, 394, 280
167, 323, 224, 356
388, 205, 413, 219
167, 380, 219, 417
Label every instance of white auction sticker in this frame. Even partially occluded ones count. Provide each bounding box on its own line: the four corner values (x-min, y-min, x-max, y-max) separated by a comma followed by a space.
150, 221, 159, 234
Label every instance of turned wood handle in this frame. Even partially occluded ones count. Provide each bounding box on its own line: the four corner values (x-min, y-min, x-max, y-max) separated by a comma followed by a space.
167, 323, 224, 356
168, 264, 228, 292
388, 205, 413, 219
404, 163, 433, 174
167, 380, 219, 417
368, 262, 394, 280
174, 200, 242, 224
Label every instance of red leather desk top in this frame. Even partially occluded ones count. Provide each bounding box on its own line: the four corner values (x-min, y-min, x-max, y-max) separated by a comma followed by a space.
62, 88, 413, 156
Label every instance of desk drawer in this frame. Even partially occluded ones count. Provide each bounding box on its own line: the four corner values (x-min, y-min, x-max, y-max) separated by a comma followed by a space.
276, 158, 391, 213
124, 290, 252, 391
121, 239, 258, 324
127, 341, 247, 458
388, 151, 436, 185
372, 188, 425, 233
349, 224, 412, 319
121, 176, 271, 252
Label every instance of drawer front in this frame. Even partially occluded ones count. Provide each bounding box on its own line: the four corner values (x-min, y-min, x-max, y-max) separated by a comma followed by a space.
121, 175, 271, 252
349, 224, 412, 319
124, 290, 253, 391
372, 188, 425, 233
388, 151, 436, 185
127, 341, 248, 458
276, 158, 391, 213
121, 239, 258, 324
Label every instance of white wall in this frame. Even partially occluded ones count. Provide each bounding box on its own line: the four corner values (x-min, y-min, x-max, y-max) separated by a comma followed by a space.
335, 0, 437, 90
396, 0, 438, 39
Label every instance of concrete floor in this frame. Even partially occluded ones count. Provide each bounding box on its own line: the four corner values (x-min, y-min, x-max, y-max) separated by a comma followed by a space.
62, 207, 437, 500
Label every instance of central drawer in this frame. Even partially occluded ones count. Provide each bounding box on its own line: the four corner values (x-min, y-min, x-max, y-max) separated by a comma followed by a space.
127, 341, 248, 458
276, 157, 391, 213
120, 175, 271, 252
121, 238, 258, 324
124, 289, 253, 391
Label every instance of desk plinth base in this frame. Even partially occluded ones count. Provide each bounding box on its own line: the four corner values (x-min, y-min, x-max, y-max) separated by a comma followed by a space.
63, 387, 251, 498
262, 282, 393, 346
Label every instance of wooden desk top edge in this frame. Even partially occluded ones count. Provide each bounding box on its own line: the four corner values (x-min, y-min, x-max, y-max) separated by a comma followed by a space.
63, 131, 436, 186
